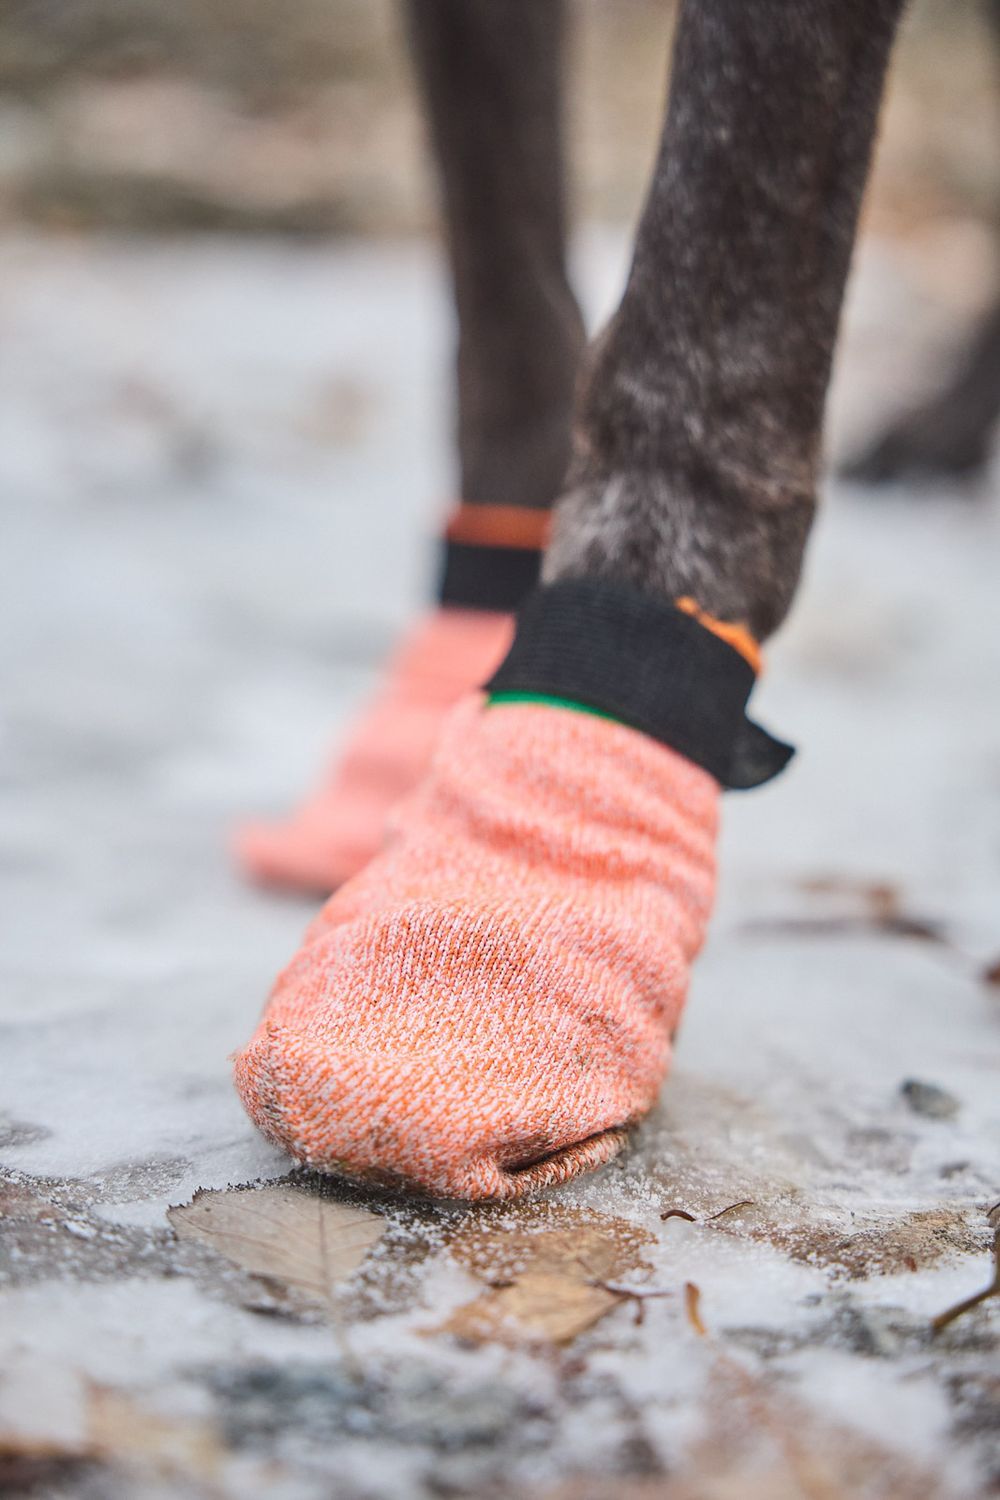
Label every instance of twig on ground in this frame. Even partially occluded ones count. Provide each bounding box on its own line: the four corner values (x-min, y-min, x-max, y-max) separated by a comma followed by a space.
931, 1225, 1000, 1333
587, 1279, 674, 1326
684, 1281, 706, 1335
660, 1199, 754, 1224
705, 1199, 755, 1221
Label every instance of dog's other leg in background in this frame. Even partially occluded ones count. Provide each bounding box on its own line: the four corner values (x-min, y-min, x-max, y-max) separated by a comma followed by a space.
843, 0, 1000, 485
236, 0, 583, 894
407, 0, 585, 515
843, 300, 1000, 486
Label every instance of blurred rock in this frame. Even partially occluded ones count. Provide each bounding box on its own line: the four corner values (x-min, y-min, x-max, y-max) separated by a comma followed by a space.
900, 1078, 961, 1120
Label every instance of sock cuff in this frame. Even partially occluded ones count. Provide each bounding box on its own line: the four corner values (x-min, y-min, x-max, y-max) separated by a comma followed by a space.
437, 503, 551, 612
483, 579, 794, 789
445, 502, 552, 550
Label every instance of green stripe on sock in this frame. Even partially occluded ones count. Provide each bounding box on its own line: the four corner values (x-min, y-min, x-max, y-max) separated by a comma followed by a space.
486, 691, 619, 724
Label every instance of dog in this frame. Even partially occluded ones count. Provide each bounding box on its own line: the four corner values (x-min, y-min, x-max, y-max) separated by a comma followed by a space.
236, 0, 951, 1197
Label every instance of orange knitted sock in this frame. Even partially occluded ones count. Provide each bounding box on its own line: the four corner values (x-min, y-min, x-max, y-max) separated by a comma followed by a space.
234, 608, 514, 894
234, 697, 719, 1199
234, 581, 792, 1200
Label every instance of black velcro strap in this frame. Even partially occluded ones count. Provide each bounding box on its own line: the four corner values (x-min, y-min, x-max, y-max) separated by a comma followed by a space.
438, 540, 543, 613
484, 579, 794, 789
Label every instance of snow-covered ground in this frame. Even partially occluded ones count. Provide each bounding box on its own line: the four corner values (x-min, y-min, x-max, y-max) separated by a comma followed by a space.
1, 230, 998, 1499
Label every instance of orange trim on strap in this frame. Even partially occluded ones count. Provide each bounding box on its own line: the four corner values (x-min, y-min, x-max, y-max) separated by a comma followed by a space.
675, 596, 762, 674
445, 502, 552, 551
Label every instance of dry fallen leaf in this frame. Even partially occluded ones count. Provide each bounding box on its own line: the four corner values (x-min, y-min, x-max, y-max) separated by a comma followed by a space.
167, 1184, 386, 1306
663, 1359, 951, 1500
0, 1179, 61, 1224
88, 1387, 223, 1478
740, 1206, 983, 1280
0, 1361, 90, 1460
436, 1204, 654, 1346
446, 1271, 623, 1345
0, 1363, 223, 1488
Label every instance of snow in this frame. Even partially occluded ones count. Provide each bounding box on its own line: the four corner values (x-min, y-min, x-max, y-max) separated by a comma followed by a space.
1, 228, 998, 1498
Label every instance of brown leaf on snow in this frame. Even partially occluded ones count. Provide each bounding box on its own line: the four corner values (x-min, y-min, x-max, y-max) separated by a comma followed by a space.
87, 1387, 223, 1476
733, 1206, 984, 1280
544, 1359, 954, 1500
167, 1184, 386, 1305
0, 1363, 90, 1462
0, 1363, 223, 1488
0, 1178, 61, 1224
435, 1203, 654, 1346
444, 1272, 624, 1346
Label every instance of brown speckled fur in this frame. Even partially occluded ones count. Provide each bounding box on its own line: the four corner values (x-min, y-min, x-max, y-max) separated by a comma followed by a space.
408, 0, 907, 639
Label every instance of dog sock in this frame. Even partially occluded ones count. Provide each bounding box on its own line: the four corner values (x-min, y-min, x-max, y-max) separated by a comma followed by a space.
234, 579, 791, 1199
234, 504, 548, 894
235, 607, 514, 893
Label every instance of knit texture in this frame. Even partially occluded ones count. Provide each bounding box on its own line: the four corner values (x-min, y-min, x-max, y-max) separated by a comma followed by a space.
234, 608, 513, 894
234, 697, 719, 1200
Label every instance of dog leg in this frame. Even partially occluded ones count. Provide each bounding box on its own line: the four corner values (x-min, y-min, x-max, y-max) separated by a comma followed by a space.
236, 0, 583, 893
235, 0, 909, 1198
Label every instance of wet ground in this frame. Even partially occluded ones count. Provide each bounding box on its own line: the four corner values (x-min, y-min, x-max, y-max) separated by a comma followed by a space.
1, 230, 999, 1499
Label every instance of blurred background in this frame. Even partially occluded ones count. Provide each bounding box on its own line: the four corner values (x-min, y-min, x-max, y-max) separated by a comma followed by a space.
2, 0, 1000, 531
2, 8, 1000, 1497
3, 0, 999, 516
1, 0, 998, 235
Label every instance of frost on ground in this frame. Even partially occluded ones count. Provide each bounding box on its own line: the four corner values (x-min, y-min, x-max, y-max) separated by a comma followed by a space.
1, 230, 999, 1500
